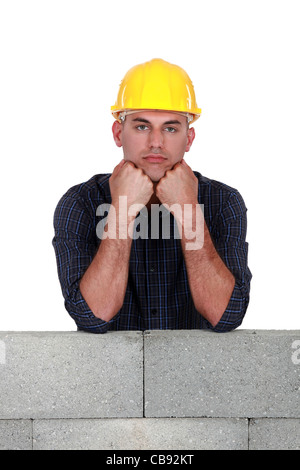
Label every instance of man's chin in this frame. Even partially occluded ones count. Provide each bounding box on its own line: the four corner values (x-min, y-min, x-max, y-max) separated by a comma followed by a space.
150, 177, 162, 183
138, 163, 170, 182
145, 170, 166, 183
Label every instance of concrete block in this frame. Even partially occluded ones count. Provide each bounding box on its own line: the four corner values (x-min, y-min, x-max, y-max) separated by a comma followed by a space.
249, 418, 300, 450
144, 330, 300, 418
0, 331, 143, 419
0, 420, 32, 450
33, 418, 248, 450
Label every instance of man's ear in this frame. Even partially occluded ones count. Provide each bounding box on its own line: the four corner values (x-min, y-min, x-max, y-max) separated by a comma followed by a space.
185, 127, 196, 152
112, 120, 123, 148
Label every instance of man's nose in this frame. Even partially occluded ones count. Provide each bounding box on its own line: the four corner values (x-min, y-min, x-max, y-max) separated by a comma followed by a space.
148, 128, 164, 148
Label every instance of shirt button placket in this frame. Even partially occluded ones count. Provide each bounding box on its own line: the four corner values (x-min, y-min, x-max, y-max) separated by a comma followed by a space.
149, 264, 158, 321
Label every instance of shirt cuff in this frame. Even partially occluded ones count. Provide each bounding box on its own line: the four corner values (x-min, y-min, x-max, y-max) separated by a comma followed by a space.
210, 280, 249, 333
66, 283, 121, 333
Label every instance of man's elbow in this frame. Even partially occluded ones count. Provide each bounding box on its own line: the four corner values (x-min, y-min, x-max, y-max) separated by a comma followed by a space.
209, 301, 249, 333
195, 302, 227, 329
205, 282, 250, 332
92, 302, 122, 323
195, 302, 247, 332
210, 316, 245, 333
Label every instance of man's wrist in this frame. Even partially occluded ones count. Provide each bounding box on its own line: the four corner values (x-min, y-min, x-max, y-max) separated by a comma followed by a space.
106, 198, 139, 240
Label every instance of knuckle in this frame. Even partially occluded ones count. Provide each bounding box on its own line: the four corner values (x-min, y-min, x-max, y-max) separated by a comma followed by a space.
125, 162, 135, 172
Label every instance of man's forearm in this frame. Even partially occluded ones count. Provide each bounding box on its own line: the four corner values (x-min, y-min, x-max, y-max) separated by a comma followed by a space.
179, 204, 235, 327
79, 207, 134, 323
80, 159, 154, 323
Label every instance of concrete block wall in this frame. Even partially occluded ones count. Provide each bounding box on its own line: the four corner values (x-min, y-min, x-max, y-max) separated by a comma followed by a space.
0, 330, 299, 450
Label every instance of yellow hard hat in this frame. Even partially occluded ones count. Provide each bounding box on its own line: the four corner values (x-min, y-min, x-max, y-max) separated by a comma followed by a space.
111, 58, 202, 124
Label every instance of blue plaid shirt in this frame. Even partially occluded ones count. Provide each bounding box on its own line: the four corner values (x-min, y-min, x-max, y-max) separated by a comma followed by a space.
52, 172, 251, 333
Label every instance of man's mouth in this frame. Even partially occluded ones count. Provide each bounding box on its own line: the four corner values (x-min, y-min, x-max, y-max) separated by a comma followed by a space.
143, 154, 167, 163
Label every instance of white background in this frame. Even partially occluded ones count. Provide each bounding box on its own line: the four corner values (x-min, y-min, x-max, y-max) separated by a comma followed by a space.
0, 0, 299, 331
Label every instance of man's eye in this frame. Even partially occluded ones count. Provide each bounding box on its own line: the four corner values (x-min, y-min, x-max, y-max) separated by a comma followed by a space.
136, 125, 149, 131
165, 127, 176, 133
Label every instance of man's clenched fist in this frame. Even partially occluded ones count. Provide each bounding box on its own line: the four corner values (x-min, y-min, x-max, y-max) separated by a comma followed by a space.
156, 159, 198, 208
109, 160, 154, 209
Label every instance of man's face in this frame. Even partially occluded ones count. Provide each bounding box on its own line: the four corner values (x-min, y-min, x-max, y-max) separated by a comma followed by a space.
112, 110, 195, 182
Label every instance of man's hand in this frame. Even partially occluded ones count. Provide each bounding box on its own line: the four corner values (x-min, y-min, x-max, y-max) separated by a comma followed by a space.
156, 159, 198, 208
109, 160, 154, 208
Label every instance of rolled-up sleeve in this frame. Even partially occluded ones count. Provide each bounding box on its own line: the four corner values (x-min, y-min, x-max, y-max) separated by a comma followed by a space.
52, 193, 115, 333
210, 190, 252, 332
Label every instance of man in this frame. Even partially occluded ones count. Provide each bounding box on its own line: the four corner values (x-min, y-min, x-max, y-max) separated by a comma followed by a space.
52, 58, 251, 333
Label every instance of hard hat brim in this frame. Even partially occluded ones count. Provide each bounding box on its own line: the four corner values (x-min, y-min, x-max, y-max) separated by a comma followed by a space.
111, 107, 201, 124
